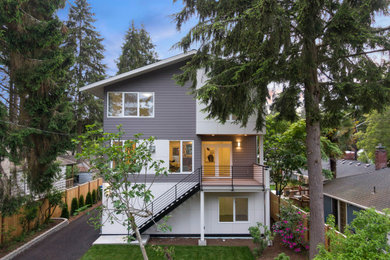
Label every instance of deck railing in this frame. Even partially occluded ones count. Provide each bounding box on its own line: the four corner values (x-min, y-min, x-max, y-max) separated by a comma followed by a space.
201, 164, 265, 189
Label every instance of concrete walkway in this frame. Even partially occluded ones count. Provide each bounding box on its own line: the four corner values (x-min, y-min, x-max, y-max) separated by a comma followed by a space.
14, 211, 99, 260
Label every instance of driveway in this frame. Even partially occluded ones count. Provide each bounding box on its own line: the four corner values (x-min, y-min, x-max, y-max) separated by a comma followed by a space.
14, 211, 100, 260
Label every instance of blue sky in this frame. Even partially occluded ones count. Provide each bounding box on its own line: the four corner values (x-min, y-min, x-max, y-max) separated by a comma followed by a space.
58, 0, 197, 76
57, 1, 390, 76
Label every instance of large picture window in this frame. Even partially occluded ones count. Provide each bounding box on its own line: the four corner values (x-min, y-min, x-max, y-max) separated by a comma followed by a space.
108, 92, 154, 117
219, 197, 248, 222
169, 140, 193, 173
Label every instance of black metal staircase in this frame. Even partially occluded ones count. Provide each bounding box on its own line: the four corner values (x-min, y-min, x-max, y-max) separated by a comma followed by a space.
134, 168, 201, 234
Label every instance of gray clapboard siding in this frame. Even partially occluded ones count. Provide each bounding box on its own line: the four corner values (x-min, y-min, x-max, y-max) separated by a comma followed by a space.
103, 61, 201, 170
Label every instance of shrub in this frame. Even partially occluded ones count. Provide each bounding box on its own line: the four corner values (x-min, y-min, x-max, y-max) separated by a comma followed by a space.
92, 189, 97, 204
272, 203, 308, 252
316, 209, 390, 259
20, 199, 39, 232
70, 197, 79, 216
274, 253, 290, 260
60, 203, 69, 219
79, 195, 85, 208
249, 222, 273, 257
86, 192, 92, 207
98, 186, 102, 201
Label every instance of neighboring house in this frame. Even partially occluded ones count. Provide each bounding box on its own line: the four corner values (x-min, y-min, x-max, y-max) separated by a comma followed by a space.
80, 51, 270, 244
323, 145, 390, 232
1, 155, 76, 196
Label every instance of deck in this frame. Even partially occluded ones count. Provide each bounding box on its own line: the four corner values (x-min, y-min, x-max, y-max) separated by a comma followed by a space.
201, 164, 265, 188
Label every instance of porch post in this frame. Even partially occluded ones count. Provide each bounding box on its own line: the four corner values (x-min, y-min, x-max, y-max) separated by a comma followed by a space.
198, 190, 207, 246
259, 135, 264, 165
265, 167, 270, 228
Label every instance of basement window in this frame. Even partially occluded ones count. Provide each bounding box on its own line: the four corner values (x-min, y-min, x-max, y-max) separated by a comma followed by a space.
219, 197, 248, 222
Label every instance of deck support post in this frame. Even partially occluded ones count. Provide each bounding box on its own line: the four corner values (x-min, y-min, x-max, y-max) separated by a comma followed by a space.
264, 167, 270, 228
198, 190, 207, 246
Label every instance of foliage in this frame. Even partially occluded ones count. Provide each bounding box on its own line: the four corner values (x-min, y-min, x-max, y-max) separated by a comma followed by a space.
42, 189, 64, 224
76, 125, 168, 260
86, 191, 92, 207
265, 115, 306, 196
65, 165, 79, 179
248, 222, 274, 257
0, 0, 74, 194
357, 107, 390, 162
61, 203, 70, 219
65, 0, 106, 152
316, 209, 390, 260
81, 244, 254, 260
272, 204, 308, 253
71, 197, 79, 216
274, 253, 290, 260
116, 21, 158, 74
79, 195, 85, 208
91, 189, 97, 204
19, 198, 39, 232
74, 204, 89, 216
150, 245, 175, 260
98, 186, 102, 201
173, 1, 390, 257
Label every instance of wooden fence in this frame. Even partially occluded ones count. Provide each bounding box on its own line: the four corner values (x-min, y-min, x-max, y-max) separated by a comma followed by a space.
270, 192, 345, 250
0, 178, 103, 245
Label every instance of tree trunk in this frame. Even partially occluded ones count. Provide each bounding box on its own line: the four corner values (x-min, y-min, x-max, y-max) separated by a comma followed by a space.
330, 157, 337, 178
301, 2, 325, 258
130, 214, 148, 260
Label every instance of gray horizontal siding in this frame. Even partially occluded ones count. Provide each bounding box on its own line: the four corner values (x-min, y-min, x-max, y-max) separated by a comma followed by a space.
200, 135, 257, 166
103, 61, 196, 140
103, 61, 201, 170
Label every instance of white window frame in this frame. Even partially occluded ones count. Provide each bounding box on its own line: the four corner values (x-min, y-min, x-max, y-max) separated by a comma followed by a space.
169, 140, 194, 174
218, 197, 249, 223
107, 91, 155, 118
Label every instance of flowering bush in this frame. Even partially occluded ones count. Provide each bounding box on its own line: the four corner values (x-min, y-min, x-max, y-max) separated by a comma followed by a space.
272, 204, 309, 252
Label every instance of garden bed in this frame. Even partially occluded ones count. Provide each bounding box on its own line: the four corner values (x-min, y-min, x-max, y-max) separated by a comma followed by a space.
149, 236, 307, 260
0, 219, 63, 258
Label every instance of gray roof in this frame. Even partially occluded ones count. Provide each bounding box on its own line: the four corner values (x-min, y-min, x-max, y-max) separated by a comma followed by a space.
301, 159, 375, 179
323, 167, 390, 212
79, 51, 196, 98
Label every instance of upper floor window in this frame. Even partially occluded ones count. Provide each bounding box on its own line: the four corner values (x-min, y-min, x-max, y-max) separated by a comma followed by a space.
108, 92, 154, 117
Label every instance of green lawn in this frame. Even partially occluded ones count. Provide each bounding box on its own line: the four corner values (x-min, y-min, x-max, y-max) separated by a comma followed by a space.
82, 244, 254, 260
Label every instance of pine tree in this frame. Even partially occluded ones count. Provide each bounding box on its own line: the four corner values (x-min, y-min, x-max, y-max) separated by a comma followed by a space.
116, 21, 158, 74
66, 0, 106, 153
0, 0, 74, 194
174, 1, 390, 258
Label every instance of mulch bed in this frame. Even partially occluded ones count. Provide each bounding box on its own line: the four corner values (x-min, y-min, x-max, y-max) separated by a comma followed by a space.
149, 235, 308, 260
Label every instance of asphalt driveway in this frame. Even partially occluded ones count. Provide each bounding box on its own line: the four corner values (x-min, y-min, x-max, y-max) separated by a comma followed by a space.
14, 210, 100, 260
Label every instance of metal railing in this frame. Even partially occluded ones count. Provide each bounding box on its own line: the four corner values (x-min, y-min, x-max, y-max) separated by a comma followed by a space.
134, 168, 201, 232
201, 164, 265, 190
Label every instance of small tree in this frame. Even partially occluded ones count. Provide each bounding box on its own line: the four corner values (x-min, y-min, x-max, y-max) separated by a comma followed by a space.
249, 222, 274, 257
42, 189, 64, 224
71, 198, 79, 216
79, 195, 85, 208
77, 125, 168, 260
86, 191, 92, 207
316, 208, 390, 259
61, 203, 70, 219
92, 189, 97, 204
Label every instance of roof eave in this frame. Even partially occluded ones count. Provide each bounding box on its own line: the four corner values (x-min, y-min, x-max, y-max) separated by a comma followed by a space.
79, 50, 197, 98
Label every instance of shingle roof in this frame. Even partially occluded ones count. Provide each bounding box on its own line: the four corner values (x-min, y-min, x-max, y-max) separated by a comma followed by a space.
301, 159, 375, 179
323, 168, 390, 212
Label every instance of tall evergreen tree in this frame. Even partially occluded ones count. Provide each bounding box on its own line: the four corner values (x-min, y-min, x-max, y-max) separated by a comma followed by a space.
116, 21, 158, 74
66, 0, 106, 153
0, 0, 74, 194
173, 1, 390, 257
